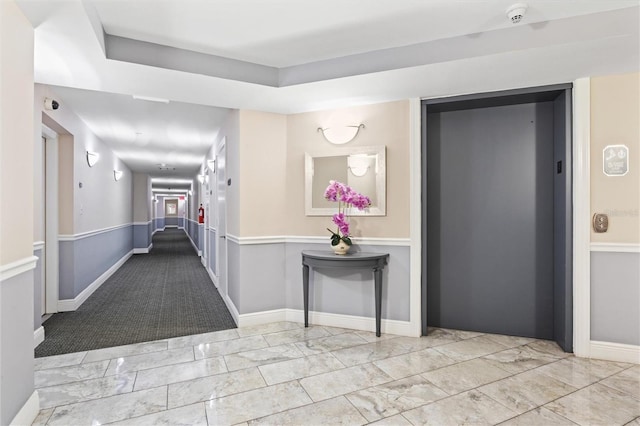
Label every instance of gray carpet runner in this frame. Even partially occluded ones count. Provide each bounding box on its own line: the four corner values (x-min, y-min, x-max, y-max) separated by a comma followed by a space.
35, 228, 236, 357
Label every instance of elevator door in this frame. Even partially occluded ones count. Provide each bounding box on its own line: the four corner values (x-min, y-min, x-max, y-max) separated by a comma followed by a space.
426, 101, 555, 339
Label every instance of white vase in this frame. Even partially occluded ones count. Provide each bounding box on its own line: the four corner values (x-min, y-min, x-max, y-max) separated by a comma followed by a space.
331, 240, 351, 255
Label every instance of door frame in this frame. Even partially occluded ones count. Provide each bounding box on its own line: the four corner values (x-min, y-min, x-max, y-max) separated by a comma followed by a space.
420, 84, 574, 351
43, 124, 59, 314
202, 174, 210, 267
215, 139, 228, 298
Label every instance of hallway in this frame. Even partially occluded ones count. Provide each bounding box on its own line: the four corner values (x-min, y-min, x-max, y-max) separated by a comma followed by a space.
32, 322, 639, 425
35, 229, 236, 357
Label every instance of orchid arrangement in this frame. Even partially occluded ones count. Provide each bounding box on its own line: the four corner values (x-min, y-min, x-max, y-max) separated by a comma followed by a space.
324, 180, 371, 246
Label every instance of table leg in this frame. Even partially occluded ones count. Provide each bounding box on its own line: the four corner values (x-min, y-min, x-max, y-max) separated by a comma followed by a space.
303, 264, 309, 328
374, 267, 382, 337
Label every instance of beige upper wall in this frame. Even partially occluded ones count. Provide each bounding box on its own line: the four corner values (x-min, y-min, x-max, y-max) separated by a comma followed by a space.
238, 110, 288, 237
0, 1, 34, 265
591, 73, 640, 244
132, 173, 151, 222
233, 101, 410, 238
287, 100, 410, 238
57, 135, 74, 235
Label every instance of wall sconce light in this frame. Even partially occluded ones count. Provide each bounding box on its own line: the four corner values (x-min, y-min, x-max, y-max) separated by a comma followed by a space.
207, 159, 216, 173
113, 170, 123, 181
318, 124, 364, 145
86, 151, 99, 167
197, 174, 205, 184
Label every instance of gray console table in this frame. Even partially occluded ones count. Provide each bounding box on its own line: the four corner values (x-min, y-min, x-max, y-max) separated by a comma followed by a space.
301, 250, 390, 337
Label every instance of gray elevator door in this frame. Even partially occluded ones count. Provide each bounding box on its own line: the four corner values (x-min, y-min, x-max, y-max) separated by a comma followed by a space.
427, 102, 555, 339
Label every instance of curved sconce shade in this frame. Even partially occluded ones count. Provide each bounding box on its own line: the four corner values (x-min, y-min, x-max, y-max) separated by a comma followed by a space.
318, 124, 364, 145
113, 170, 123, 181
197, 174, 205, 184
207, 159, 216, 173
86, 151, 99, 167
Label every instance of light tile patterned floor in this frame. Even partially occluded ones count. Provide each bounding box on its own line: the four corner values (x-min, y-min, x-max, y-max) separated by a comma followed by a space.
32, 322, 640, 425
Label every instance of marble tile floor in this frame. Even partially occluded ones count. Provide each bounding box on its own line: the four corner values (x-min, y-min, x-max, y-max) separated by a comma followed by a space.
32, 321, 640, 425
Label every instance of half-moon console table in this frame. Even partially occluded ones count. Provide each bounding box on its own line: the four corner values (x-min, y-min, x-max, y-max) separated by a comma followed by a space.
301, 250, 390, 337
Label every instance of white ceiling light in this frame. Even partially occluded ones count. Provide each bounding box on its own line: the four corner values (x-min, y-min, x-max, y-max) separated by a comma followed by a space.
506, 3, 528, 24
152, 188, 189, 193
132, 94, 170, 104
318, 124, 364, 145
151, 178, 193, 185
113, 170, 123, 181
86, 151, 99, 167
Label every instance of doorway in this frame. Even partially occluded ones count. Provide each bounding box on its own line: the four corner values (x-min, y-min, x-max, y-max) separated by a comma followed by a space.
421, 85, 573, 352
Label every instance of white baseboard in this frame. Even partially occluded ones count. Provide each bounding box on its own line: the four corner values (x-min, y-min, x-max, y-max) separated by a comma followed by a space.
184, 229, 200, 256
224, 294, 240, 326
590, 340, 640, 364
133, 243, 153, 254
237, 309, 289, 327
205, 265, 219, 288
34, 326, 45, 347
236, 308, 415, 336
57, 250, 133, 312
10, 390, 39, 426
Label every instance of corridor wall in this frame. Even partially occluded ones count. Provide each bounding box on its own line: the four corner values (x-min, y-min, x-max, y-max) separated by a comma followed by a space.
589, 73, 640, 348
33, 84, 133, 313
0, 2, 38, 424
133, 173, 153, 253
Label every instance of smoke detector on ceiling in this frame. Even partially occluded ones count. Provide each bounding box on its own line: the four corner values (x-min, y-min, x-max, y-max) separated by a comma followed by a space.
506, 3, 528, 24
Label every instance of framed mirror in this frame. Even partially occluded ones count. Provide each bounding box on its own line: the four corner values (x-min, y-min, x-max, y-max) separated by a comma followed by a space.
305, 145, 386, 216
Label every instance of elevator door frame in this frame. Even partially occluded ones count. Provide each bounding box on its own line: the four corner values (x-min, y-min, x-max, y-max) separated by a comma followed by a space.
420, 84, 573, 352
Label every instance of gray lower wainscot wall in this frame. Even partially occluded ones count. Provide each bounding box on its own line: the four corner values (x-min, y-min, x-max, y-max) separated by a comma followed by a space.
591, 251, 640, 346
226, 240, 410, 322
184, 219, 201, 254
133, 222, 152, 251
154, 217, 165, 231
208, 228, 217, 275
0, 267, 36, 426
59, 225, 133, 300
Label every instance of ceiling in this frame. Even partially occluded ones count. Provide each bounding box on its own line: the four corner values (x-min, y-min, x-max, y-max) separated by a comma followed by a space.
16, 0, 640, 180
